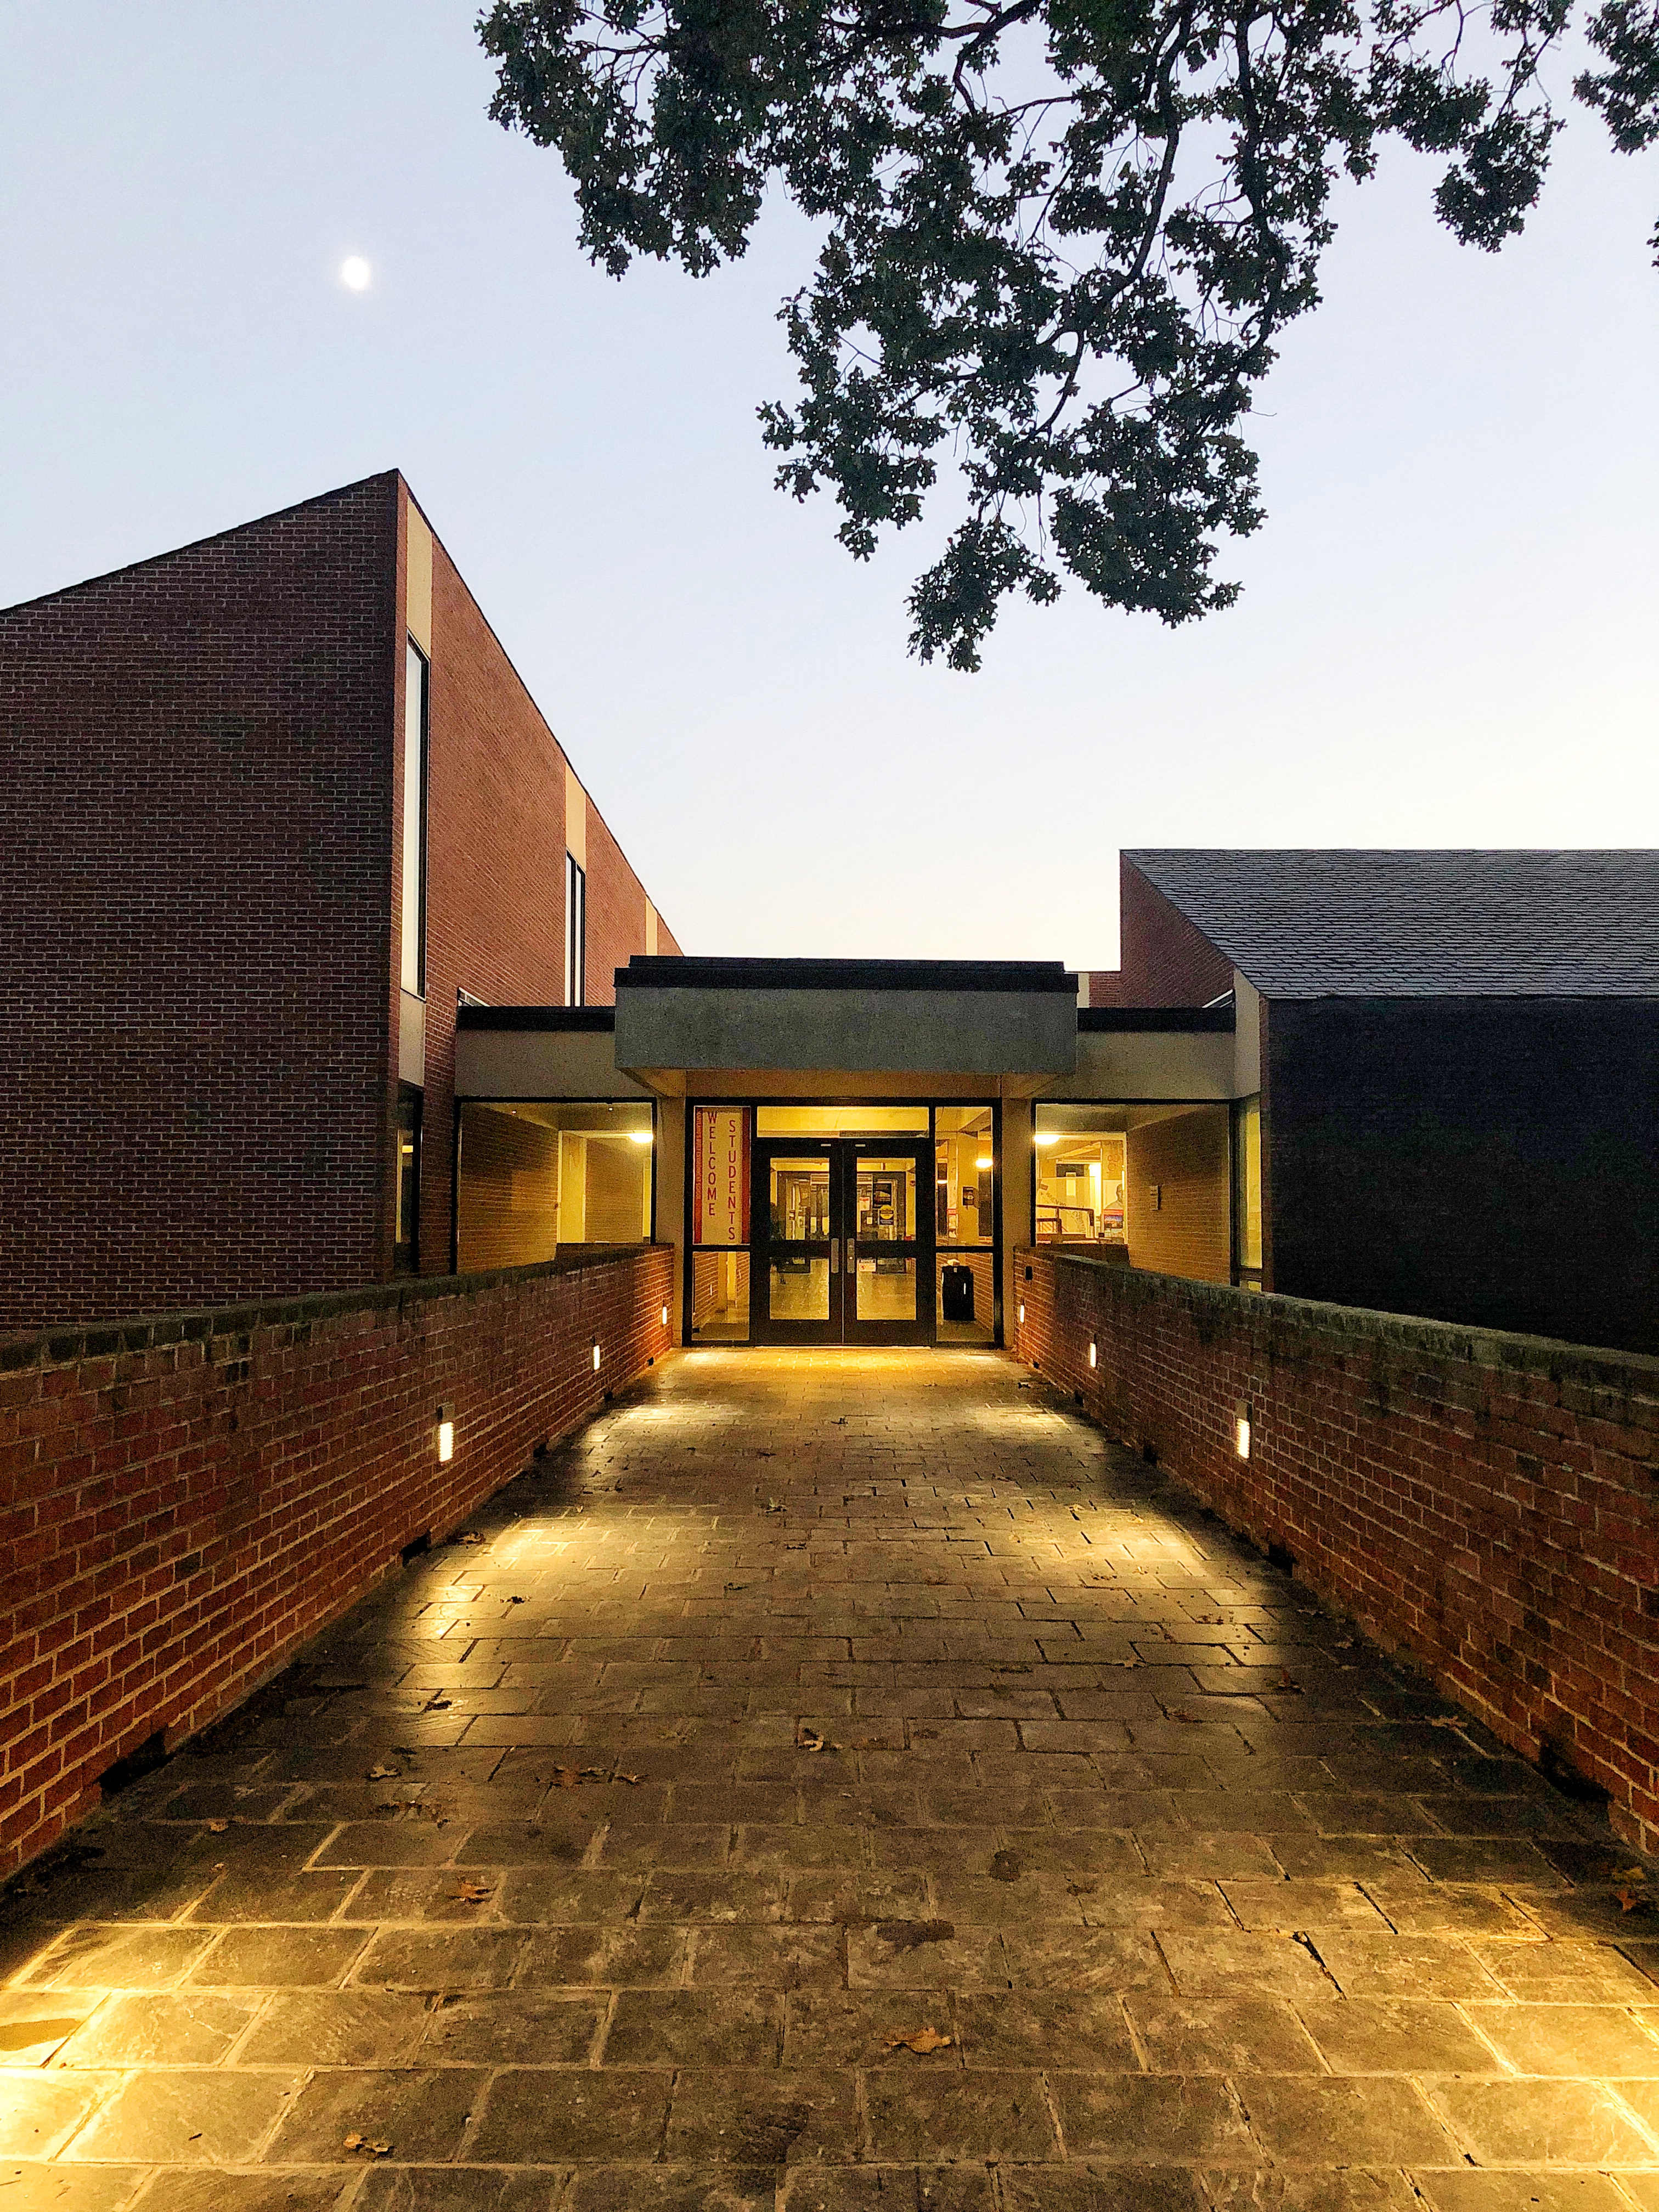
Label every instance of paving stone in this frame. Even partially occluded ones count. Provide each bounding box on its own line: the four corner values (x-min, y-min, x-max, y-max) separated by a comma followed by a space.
605, 1987, 783, 2066
863, 2065, 1057, 2160
140, 2179, 356, 2211
237, 1988, 433, 2066
1125, 1994, 1323, 2074
1425, 2077, 1657, 2164
1239, 2075, 1460, 2164
1460, 1999, 1659, 2075
422, 1989, 607, 2064
352, 1927, 526, 1989
0, 2076, 115, 2159
1291, 1997, 1503, 2075
469, 2069, 673, 2163
1053, 2073, 1253, 2159
54, 1990, 260, 2067
997, 2169, 1207, 2210
1412, 2179, 1639, 2212
66, 2070, 302, 2163
264, 2066, 484, 2163
665, 2068, 859, 2163
186, 1926, 371, 1985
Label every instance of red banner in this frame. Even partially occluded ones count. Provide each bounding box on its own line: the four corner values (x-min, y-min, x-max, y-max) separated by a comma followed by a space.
693, 1107, 749, 1247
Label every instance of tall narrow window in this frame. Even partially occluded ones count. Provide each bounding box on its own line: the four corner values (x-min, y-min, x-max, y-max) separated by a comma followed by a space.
394, 1086, 422, 1276
564, 851, 586, 1007
400, 640, 429, 996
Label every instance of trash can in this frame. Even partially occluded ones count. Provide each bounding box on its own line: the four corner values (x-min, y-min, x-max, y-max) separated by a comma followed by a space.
940, 1264, 974, 1323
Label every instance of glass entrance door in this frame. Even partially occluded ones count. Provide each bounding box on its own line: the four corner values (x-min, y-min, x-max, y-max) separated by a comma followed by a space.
753, 1139, 935, 1345
846, 1142, 932, 1344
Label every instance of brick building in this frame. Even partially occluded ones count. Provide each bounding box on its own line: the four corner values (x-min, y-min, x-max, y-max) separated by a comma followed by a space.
0, 472, 678, 1329
4, 486, 1653, 1358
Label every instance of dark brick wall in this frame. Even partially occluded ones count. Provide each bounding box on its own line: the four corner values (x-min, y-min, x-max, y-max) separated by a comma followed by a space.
0, 476, 401, 1330
1013, 1245, 1659, 1855
1266, 998, 1659, 1356
0, 1245, 674, 1875
405, 495, 680, 1279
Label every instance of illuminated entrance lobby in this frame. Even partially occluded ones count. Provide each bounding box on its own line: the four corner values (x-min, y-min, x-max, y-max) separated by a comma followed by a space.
453, 955, 1253, 1349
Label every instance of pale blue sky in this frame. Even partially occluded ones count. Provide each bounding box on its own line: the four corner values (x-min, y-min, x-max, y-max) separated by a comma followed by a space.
3, 2, 1655, 964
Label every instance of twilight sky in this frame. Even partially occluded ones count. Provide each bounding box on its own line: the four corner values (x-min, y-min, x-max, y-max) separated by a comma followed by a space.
2, 2, 1655, 966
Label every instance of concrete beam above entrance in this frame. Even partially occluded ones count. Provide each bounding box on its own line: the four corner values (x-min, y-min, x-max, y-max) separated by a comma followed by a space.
612, 957, 1080, 1082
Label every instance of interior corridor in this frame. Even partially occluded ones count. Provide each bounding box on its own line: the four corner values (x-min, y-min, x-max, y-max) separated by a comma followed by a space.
3, 1349, 1658, 2208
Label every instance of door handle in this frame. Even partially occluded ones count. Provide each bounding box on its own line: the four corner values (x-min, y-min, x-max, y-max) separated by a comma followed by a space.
830, 1239, 839, 1274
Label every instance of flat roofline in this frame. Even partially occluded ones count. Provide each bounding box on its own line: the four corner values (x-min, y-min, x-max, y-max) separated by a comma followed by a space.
1079, 1007, 1235, 1033
614, 956, 1079, 995
457, 1006, 616, 1032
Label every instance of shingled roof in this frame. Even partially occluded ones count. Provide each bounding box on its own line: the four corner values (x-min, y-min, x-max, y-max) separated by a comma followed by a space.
1124, 850, 1659, 998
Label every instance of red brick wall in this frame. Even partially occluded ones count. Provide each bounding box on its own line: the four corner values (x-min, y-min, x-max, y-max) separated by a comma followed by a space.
407, 489, 680, 1277
1087, 859, 1234, 1008
0, 475, 400, 1329
1126, 1107, 1232, 1282
1013, 1245, 1659, 1854
0, 1245, 674, 1876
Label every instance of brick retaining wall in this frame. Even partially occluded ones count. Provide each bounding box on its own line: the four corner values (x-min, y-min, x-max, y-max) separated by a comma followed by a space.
1013, 1245, 1659, 1853
0, 1244, 673, 1874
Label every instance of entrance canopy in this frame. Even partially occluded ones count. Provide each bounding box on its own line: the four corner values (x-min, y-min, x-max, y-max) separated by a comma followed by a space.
453, 956, 1248, 1354
612, 956, 1081, 1088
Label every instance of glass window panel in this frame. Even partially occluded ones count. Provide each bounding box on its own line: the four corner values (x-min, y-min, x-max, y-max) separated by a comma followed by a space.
1036, 1104, 1231, 1283
854, 1254, 916, 1322
854, 1158, 917, 1242
456, 1100, 652, 1270
934, 1105, 994, 1246
400, 641, 428, 996
937, 1251, 994, 1345
755, 1105, 927, 1135
1234, 1097, 1262, 1274
692, 1250, 749, 1341
394, 1089, 421, 1276
771, 1255, 831, 1320
766, 1155, 831, 1240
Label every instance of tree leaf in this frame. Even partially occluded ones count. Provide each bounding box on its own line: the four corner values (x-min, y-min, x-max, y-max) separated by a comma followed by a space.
883, 2024, 954, 2053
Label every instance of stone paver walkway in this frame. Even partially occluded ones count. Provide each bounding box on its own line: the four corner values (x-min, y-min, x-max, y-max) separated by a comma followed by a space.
5, 1347, 1659, 2211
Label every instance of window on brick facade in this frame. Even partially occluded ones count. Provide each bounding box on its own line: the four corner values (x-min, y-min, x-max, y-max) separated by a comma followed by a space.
400, 640, 430, 997
564, 851, 586, 1007
455, 1100, 653, 1270
395, 1086, 422, 1275
1233, 1095, 1263, 1285
1035, 1102, 1232, 1286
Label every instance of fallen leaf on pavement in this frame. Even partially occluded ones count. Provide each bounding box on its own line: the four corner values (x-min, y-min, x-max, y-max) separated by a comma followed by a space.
456, 1532, 484, 1545
1616, 1888, 1643, 1913
206, 1819, 230, 1833
1170, 1708, 1200, 1724
1277, 1672, 1304, 1694
453, 1879, 494, 1904
883, 2025, 953, 2053
551, 1766, 609, 1788
366, 1764, 401, 1781
343, 2134, 393, 2155
424, 1697, 452, 1712
1612, 1866, 1646, 1883
509, 1595, 527, 1604
796, 1726, 826, 1753
617, 1771, 643, 1785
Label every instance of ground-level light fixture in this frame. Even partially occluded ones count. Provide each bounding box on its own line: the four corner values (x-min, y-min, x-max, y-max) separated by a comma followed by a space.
661, 1305, 669, 1327
436, 1406, 454, 1463
1235, 1402, 1252, 1460
1088, 1341, 1098, 1369
1018, 1303, 1025, 1325
592, 1343, 602, 1371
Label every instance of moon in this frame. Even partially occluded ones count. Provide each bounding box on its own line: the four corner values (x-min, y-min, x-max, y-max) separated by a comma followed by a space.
340, 256, 371, 291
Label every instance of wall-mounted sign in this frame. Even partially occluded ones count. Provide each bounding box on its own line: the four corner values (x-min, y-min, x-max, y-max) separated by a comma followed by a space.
693, 1107, 750, 1247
